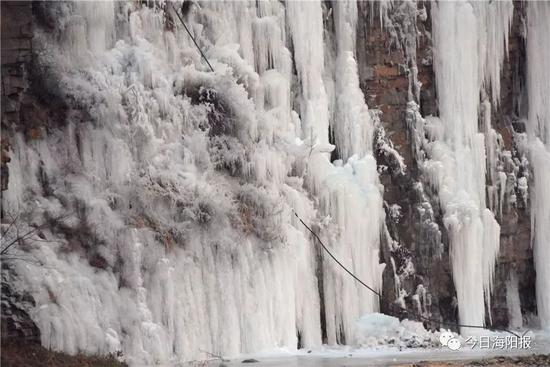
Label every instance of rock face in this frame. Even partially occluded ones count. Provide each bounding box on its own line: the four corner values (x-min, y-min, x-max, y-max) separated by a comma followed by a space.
1, 1, 41, 346
0, 2, 33, 112
1, 1, 33, 191
357, 1, 452, 324
0, 0, 543, 361
353, 0, 536, 331
486, 1, 536, 329
1, 271, 40, 344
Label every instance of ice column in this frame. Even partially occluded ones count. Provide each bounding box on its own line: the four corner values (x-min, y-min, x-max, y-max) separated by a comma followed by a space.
286, 0, 330, 147
430, 1, 510, 330
331, 0, 374, 160
301, 0, 384, 345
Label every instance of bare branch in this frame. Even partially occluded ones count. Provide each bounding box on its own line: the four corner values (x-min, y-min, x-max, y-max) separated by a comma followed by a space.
198, 349, 226, 361
1, 212, 73, 256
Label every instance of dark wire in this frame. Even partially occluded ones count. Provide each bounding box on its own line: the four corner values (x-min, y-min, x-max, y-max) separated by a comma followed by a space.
293, 211, 520, 338
170, 3, 215, 72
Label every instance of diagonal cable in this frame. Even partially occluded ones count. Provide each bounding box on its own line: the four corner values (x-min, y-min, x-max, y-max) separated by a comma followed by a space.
293, 210, 520, 338
170, 3, 215, 72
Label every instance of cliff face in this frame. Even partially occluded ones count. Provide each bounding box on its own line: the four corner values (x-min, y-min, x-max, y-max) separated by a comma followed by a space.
1, 1, 33, 191
356, 1, 447, 322
486, 1, 536, 328
0, 0, 547, 364
355, 1, 536, 330
1, 1, 41, 345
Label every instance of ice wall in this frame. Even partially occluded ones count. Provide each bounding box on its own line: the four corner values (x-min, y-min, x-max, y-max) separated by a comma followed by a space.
424, 1, 512, 331
330, 0, 374, 161
307, 0, 384, 344
5, 0, 546, 363
2, 0, 385, 363
526, 1, 550, 330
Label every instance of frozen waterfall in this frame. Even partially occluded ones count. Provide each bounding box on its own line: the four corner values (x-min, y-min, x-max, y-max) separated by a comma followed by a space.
426, 0, 511, 330
2, 0, 383, 364
2, 0, 550, 365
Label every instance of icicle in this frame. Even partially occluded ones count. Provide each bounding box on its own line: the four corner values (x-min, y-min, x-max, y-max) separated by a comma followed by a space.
331, 0, 374, 160
299, 0, 386, 345
286, 0, 329, 148
310, 154, 385, 344
428, 0, 512, 331
475, 1, 514, 106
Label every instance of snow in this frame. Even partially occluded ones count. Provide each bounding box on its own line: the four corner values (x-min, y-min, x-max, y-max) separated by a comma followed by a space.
355, 313, 441, 349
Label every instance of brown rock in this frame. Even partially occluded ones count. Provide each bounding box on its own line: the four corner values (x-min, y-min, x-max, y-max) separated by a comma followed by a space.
375, 65, 401, 78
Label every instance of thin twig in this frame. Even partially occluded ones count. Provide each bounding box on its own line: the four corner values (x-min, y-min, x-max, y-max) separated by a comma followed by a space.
198, 349, 225, 361
1, 213, 72, 255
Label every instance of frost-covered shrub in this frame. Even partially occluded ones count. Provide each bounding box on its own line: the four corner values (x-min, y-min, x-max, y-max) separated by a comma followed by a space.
374, 126, 406, 175
191, 86, 237, 137
209, 135, 247, 176
176, 66, 258, 144
185, 196, 218, 226
131, 171, 235, 232
234, 185, 285, 244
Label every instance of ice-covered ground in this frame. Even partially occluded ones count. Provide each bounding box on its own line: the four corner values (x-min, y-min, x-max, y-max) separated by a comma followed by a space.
180, 334, 550, 367
170, 315, 550, 367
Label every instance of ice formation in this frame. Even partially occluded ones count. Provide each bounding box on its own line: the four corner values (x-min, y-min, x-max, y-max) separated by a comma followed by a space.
2, 0, 384, 364
354, 313, 442, 349
2, 0, 549, 365
421, 1, 512, 330
526, 1, 550, 330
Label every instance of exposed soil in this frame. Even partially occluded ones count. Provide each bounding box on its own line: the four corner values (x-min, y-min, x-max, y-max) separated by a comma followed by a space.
399, 354, 550, 367
0, 340, 127, 367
